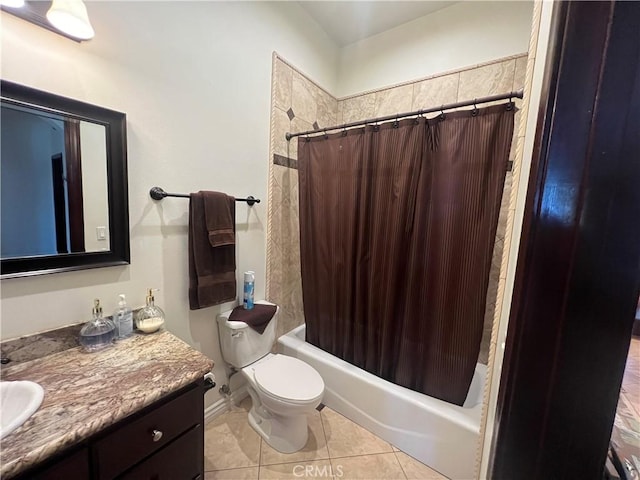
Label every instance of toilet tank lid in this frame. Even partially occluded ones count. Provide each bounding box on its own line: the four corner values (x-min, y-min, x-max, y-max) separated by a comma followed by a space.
217, 301, 278, 329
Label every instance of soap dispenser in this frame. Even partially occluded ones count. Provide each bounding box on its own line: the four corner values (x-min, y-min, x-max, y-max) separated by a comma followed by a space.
79, 299, 116, 352
135, 288, 165, 333
114, 294, 134, 339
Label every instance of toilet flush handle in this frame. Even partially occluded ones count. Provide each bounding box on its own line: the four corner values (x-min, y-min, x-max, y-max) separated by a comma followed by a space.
231, 331, 244, 338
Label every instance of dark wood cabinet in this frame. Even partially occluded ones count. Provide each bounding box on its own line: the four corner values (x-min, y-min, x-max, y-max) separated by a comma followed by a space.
14, 381, 204, 480
118, 426, 203, 480
25, 447, 90, 480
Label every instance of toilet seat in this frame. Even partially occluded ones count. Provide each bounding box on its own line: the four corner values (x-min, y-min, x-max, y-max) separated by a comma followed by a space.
253, 355, 324, 404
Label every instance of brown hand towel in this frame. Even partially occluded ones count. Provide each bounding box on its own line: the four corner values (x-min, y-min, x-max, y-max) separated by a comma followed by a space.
189, 191, 236, 310
229, 304, 278, 334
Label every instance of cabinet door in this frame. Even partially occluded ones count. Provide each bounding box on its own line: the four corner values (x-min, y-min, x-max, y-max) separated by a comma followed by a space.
95, 384, 202, 478
23, 447, 90, 480
118, 425, 202, 480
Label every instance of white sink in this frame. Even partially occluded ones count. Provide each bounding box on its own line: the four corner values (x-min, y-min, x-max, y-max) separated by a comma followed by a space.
0, 381, 44, 439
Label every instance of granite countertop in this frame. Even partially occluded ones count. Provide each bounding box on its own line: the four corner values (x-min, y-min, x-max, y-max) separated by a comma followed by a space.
0, 330, 214, 478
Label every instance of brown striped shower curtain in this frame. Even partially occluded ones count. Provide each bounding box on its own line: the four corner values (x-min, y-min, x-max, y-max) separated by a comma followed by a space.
298, 104, 514, 406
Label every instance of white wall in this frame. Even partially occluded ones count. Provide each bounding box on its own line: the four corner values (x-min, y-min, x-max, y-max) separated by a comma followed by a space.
80, 121, 110, 252
336, 1, 534, 97
0, 1, 338, 408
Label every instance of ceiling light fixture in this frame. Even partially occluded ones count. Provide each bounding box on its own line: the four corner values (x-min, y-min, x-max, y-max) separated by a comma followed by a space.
0, 0, 26, 8
46, 0, 94, 40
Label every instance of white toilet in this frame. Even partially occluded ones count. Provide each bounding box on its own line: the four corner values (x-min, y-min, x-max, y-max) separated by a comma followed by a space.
217, 302, 325, 453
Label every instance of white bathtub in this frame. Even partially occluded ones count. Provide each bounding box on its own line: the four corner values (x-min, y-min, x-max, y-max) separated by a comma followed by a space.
277, 324, 486, 480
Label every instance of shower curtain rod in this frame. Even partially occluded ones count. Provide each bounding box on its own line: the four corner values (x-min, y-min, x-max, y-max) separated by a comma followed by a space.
285, 89, 523, 141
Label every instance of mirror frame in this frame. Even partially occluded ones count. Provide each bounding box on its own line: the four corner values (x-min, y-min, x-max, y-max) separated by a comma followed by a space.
1, 80, 130, 278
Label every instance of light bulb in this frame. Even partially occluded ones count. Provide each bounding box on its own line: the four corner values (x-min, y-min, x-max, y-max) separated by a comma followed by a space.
0, 0, 26, 8
46, 0, 94, 40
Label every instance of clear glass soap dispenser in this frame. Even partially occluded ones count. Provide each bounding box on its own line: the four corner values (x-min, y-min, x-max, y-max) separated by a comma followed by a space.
135, 288, 165, 333
79, 299, 116, 352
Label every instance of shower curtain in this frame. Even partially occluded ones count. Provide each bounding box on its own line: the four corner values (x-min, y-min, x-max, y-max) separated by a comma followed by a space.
298, 104, 514, 406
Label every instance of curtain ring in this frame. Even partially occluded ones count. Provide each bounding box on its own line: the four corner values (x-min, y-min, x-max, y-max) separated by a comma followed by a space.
341, 127, 347, 137
393, 114, 399, 128
506, 95, 514, 111
439, 105, 446, 121
305, 134, 310, 142
323, 130, 329, 140
471, 99, 479, 117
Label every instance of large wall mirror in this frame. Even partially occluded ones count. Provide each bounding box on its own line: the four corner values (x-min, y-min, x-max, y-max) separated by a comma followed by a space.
0, 80, 129, 278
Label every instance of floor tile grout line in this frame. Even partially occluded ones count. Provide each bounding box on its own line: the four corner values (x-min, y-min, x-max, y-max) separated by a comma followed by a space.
205, 465, 259, 473
330, 450, 400, 461
318, 409, 331, 458
393, 450, 410, 480
260, 455, 332, 468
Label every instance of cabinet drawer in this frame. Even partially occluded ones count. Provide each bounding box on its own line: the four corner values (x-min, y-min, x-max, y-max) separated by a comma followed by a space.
118, 425, 203, 480
94, 384, 203, 479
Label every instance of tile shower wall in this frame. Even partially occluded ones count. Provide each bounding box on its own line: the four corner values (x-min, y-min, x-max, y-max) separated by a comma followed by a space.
267, 55, 339, 339
267, 54, 527, 363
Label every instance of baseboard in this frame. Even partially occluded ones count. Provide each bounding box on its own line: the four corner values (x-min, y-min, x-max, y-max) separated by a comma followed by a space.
204, 385, 249, 422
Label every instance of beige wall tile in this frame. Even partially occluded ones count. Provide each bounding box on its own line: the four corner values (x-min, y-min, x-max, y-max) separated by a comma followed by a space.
317, 89, 339, 130
205, 467, 259, 480
395, 451, 448, 479
268, 238, 286, 308
259, 460, 334, 479
272, 164, 294, 200
274, 58, 293, 112
289, 117, 313, 160
340, 94, 375, 124
374, 84, 413, 118
331, 453, 405, 480
458, 60, 517, 101
204, 412, 261, 470
412, 73, 460, 111
320, 407, 393, 458
273, 107, 291, 158
260, 411, 329, 465
513, 55, 528, 91
292, 71, 318, 124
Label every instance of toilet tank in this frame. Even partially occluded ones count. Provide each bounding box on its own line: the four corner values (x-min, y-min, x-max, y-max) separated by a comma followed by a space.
217, 301, 279, 368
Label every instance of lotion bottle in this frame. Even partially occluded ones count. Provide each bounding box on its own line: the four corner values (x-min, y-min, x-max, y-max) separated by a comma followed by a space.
135, 288, 165, 333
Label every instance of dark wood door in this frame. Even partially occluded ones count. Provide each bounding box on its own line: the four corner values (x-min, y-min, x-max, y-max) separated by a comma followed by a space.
64, 118, 85, 253
490, 1, 640, 479
51, 153, 68, 254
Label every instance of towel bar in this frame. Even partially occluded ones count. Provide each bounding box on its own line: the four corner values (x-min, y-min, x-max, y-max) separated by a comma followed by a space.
149, 187, 260, 206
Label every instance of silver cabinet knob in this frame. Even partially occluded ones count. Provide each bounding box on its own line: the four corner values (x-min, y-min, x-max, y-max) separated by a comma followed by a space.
151, 429, 163, 442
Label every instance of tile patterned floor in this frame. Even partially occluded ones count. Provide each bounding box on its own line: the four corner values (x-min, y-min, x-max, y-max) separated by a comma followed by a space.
611, 337, 640, 475
204, 399, 448, 480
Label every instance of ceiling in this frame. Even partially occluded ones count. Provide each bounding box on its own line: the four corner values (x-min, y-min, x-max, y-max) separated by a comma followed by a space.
297, 1, 456, 47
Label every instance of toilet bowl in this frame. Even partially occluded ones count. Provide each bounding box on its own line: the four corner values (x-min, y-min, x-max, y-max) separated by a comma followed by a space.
217, 302, 325, 453
242, 353, 324, 452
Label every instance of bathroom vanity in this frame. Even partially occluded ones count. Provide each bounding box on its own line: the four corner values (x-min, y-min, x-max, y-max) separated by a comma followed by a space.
0, 330, 213, 479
